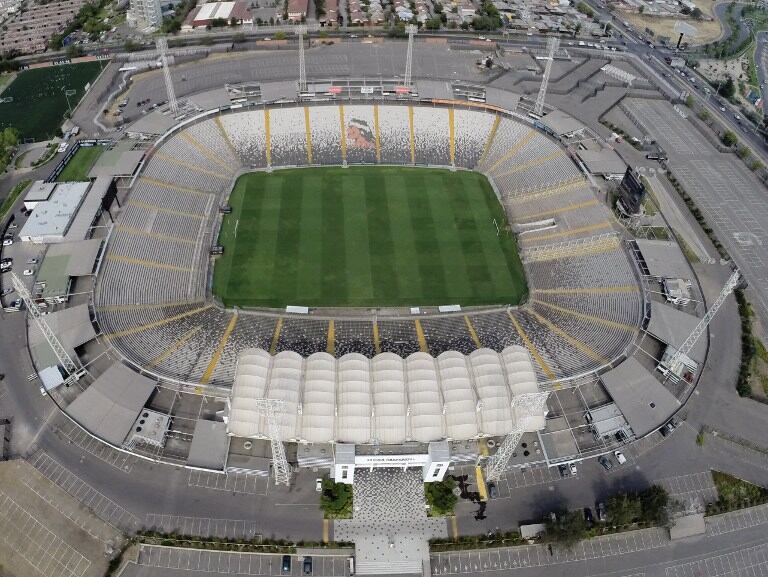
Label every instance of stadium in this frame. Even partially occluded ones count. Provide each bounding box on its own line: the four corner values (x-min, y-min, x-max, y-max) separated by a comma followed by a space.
64, 95, 658, 482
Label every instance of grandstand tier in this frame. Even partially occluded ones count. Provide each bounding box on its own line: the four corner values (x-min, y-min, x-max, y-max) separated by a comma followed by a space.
95, 102, 642, 390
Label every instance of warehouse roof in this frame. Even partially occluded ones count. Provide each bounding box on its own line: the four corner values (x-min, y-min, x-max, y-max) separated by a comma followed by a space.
66, 364, 157, 446
187, 420, 229, 470
228, 346, 546, 444
635, 239, 692, 279
18, 182, 90, 243
44, 238, 103, 276
89, 150, 144, 178
29, 304, 96, 353
65, 176, 112, 242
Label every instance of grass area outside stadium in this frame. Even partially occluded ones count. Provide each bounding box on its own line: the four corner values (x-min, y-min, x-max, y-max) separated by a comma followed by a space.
213, 167, 527, 309
56, 145, 105, 182
0, 61, 106, 141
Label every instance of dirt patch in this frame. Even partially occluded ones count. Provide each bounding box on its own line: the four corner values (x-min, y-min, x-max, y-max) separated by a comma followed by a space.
620, 0, 722, 45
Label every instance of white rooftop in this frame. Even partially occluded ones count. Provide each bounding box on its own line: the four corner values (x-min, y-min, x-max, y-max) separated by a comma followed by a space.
196, 1, 235, 20
228, 346, 545, 444
19, 182, 90, 242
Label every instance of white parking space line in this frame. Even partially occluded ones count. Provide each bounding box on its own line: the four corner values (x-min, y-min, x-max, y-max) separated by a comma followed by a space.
665, 542, 768, 577
145, 513, 262, 540
28, 450, 140, 531
55, 417, 136, 473
0, 489, 91, 577
187, 468, 269, 495
655, 471, 718, 506
708, 504, 768, 537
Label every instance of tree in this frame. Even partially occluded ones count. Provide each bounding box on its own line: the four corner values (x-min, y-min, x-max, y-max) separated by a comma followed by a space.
545, 510, 588, 549
721, 130, 738, 147
691, 6, 703, 18
577, 1, 593, 16
638, 485, 670, 526
638, 4, 644, 13
319, 478, 353, 518
274, 30, 287, 39
719, 75, 736, 99
425, 478, 458, 515
425, 16, 441, 29
606, 492, 642, 527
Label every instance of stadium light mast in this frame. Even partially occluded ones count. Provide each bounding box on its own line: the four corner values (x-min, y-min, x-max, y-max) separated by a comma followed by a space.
404, 24, 418, 88
253, 398, 292, 486
156, 37, 178, 115
485, 392, 549, 483
296, 24, 308, 94
659, 269, 742, 382
9, 272, 82, 383
534, 36, 559, 116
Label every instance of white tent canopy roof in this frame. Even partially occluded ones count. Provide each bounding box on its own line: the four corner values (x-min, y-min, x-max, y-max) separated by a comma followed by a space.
227, 346, 545, 444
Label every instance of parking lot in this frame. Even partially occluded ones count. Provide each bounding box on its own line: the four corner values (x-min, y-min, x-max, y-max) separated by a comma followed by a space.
430, 527, 669, 574
54, 415, 137, 473
665, 542, 768, 577
654, 471, 718, 506
29, 449, 141, 531
128, 545, 352, 577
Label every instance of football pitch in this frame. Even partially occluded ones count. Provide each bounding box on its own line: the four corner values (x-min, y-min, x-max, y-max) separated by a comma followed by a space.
0, 61, 106, 141
213, 167, 527, 308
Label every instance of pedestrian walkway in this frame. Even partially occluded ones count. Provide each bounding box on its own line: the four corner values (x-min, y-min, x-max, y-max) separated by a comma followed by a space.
334, 470, 447, 575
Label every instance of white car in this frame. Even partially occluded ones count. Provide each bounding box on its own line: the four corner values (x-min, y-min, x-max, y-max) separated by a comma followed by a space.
569, 462, 577, 476
2, 238, 12, 246
614, 451, 627, 465
22, 268, 34, 276
315, 478, 323, 492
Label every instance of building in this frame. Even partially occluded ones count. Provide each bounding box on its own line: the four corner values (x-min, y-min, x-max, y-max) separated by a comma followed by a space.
282, 0, 308, 21
0, 0, 87, 54
182, 1, 252, 29
127, 0, 162, 32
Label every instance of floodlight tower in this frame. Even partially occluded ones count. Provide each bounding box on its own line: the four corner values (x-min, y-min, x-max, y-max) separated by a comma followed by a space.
297, 24, 308, 94
9, 273, 82, 384
485, 392, 549, 482
255, 398, 291, 486
534, 37, 559, 116
404, 24, 418, 88
156, 37, 178, 115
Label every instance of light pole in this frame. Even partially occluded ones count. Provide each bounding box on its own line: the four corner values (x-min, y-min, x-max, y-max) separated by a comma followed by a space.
62, 87, 76, 115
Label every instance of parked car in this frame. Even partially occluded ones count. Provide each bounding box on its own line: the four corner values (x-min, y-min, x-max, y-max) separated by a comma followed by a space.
2, 238, 12, 246
7, 223, 17, 229
614, 451, 627, 465
569, 462, 577, 476
22, 269, 34, 276
487, 482, 498, 499
26, 258, 38, 265
558, 464, 569, 478
315, 478, 323, 492
598, 455, 613, 471
281, 555, 291, 573
303, 557, 313, 575
1, 287, 13, 296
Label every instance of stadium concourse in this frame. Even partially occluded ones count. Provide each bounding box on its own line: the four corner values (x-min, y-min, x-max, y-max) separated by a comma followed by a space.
95, 102, 644, 398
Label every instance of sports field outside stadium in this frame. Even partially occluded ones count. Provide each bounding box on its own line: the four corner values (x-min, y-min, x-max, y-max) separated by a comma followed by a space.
213, 167, 527, 308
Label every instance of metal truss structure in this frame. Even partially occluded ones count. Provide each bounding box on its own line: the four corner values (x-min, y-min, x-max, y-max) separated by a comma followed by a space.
661, 270, 741, 380
296, 24, 307, 94
404, 24, 418, 87
485, 392, 550, 482
253, 399, 292, 486
156, 38, 178, 115
534, 37, 559, 116
10, 273, 80, 380
521, 232, 619, 263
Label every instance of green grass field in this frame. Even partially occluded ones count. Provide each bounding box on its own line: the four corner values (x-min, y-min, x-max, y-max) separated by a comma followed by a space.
56, 145, 104, 182
0, 61, 106, 141
213, 167, 527, 308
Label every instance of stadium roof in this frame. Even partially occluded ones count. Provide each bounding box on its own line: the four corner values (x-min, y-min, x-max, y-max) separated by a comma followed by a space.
635, 239, 692, 279
65, 176, 112, 242
600, 357, 679, 437
187, 420, 230, 470
89, 149, 144, 178
29, 304, 95, 355
484, 87, 521, 111
45, 238, 103, 276
228, 346, 546, 444
66, 363, 157, 446
539, 110, 586, 136
577, 149, 626, 176
647, 301, 706, 362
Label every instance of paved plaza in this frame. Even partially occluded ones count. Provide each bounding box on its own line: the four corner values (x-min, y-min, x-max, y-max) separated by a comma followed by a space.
334, 470, 447, 575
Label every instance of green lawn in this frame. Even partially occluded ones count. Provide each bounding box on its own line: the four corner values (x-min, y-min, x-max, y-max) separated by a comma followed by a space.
56, 145, 104, 182
213, 167, 527, 308
0, 61, 106, 141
